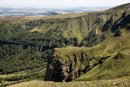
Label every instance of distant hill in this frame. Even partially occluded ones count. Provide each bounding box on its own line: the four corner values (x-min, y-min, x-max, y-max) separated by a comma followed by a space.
0, 7, 109, 16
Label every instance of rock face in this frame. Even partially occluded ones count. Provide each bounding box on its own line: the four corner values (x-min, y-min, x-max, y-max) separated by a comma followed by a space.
44, 42, 119, 82
45, 3, 130, 82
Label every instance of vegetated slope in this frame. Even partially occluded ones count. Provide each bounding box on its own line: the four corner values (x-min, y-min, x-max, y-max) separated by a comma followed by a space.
7, 77, 130, 87
0, 3, 130, 86
45, 3, 130, 82
76, 33, 130, 81
0, 12, 91, 86
45, 32, 130, 82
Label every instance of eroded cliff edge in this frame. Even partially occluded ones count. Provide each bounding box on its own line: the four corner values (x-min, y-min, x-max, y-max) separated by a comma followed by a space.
45, 34, 130, 82
45, 3, 130, 82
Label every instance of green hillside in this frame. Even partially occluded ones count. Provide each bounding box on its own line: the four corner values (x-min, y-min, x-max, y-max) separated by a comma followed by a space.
45, 3, 130, 82
0, 3, 130, 86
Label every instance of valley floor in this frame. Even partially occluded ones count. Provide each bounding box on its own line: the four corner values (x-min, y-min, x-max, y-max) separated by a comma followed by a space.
7, 77, 130, 87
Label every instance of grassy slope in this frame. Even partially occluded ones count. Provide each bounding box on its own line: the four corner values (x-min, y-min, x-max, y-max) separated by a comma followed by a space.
7, 77, 130, 87
44, 10, 130, 80
0, 11, 90, 86
0, 3, 130, 87
76, 49, 130, 81
75, 30, 130, 80
51, 31, 130, 82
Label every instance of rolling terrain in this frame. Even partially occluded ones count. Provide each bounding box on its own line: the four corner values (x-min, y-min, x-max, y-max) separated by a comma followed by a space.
0, 3, 130, 87
0, 7, 109, 16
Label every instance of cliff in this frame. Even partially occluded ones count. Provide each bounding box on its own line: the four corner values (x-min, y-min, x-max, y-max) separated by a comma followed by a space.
45, 3, 130, 82
0, 3, 130, 85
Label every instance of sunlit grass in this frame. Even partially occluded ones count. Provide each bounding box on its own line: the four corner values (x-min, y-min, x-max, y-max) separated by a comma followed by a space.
7, 77, 130, 87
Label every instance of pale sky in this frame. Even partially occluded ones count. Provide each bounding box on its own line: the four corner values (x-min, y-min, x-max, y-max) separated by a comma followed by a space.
0, 0, 130, 8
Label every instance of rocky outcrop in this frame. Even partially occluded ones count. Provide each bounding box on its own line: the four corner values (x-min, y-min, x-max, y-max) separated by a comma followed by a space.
45, 40, 120, 82
45, 3, 130, 82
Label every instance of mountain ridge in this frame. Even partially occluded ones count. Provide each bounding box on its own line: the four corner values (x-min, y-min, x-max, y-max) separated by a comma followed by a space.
44, 3, 130, 82
0, 3, 130, 86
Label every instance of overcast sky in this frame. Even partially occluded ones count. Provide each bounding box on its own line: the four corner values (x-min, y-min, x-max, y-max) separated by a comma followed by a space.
0, 0, 130, 8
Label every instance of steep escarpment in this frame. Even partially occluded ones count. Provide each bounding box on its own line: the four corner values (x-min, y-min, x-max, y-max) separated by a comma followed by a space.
0, 13, 93, 85
44, 37, 120, 81
45, 3, 130, 82
79, 9, 129, 46
45, 32, 130, 82
0, 3, 130, 86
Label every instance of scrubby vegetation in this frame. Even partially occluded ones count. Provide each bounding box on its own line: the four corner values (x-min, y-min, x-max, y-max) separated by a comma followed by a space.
76, 32, 130, 81
45, 3, 130, 82
0, 3, 130, 87
0, 13, 89, 86
46, 31, 130, 82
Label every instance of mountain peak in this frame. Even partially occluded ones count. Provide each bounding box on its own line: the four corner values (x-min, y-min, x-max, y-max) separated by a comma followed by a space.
111, 3, 130, 10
